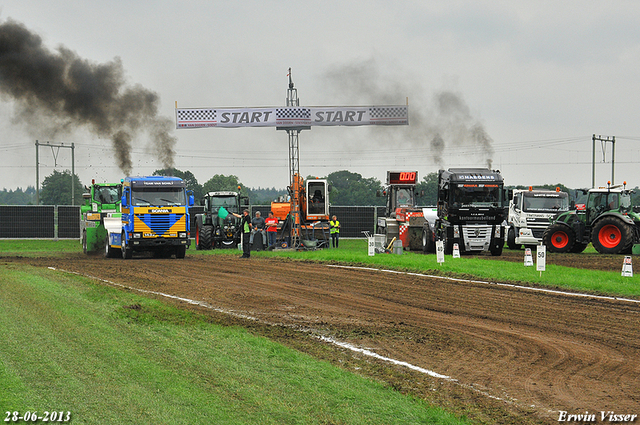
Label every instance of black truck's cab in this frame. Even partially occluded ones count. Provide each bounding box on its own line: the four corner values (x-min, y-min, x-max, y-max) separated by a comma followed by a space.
436, 168, 507, 255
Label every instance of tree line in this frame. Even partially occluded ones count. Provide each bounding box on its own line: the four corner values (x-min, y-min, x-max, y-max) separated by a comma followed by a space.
2, 168, 640, 207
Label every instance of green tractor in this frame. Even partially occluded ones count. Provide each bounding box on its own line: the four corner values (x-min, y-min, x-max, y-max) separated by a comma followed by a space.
542, 182, 640, 254
80, 181, 122, 255
195, 190, 249, 250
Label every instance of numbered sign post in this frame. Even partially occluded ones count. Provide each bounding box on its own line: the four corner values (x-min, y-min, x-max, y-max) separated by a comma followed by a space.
536, 245, 546, 277
622, 256, 633, 277
524, 248, 534, 267
452, 243, 460, 258
368, 236, 375, 256
436, 240, 445, 264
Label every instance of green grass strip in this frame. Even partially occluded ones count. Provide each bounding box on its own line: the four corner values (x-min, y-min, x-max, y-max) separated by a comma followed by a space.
0, 264, 467, 424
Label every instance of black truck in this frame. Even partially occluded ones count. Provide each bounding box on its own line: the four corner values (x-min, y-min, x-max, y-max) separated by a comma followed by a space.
430, 168, 507, 256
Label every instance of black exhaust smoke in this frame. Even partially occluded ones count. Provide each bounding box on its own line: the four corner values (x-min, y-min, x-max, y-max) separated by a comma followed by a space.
322, 58, 495, 169
0, 18, 176, 175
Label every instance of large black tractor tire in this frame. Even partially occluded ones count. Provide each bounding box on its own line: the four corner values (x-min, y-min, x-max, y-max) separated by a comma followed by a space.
506, 227, 521, 250
422, 226, 434, 254
196, 224, 213, 250
542, 223, 575, 253
591, 216, 633, 254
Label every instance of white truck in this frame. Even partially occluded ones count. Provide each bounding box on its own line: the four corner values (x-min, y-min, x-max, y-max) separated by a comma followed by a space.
506, 188, 569, 250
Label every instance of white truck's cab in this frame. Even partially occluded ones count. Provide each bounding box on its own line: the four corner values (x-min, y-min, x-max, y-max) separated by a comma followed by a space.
507, 188, 569, 249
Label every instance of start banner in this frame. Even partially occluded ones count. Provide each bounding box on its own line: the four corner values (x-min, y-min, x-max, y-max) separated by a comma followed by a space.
176, 105, 408, 129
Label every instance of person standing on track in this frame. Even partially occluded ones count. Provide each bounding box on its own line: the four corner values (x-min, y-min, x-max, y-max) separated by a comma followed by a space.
232, 209, 252, 258
329, 215, 340, 248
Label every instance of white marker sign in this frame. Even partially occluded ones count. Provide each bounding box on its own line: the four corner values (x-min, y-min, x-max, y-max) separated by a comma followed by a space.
436, 240, 445, 264
536, 245, 546, 272
622, 256, 633, 277
524, 248, 534, 267
452, 243, 460, 258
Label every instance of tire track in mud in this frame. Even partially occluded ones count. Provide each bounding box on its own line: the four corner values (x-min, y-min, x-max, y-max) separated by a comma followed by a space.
8, 254, 640, 423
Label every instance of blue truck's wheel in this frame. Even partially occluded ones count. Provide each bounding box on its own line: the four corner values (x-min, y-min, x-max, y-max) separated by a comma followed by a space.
121, 233, 132, 259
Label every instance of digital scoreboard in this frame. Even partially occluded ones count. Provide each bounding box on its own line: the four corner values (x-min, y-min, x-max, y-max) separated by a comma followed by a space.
387, 171, 418, 185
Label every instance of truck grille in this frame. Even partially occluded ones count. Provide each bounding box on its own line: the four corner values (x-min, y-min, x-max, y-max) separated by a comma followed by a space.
462, 225, 492, 251
137, 213, 185, 236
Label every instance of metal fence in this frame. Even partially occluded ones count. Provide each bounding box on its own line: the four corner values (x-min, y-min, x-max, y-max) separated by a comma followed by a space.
0, 206, 80, 239
250, 205, 383, 238
1, 205, 383, 239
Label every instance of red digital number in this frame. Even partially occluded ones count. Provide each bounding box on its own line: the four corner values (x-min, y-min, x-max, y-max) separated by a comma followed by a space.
399, 172, 416, 183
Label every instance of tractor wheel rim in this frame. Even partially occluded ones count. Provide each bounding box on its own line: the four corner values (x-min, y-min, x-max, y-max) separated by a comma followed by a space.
598, 224, 622, 249
552, 231, 569, 249
196, 231, 200, 245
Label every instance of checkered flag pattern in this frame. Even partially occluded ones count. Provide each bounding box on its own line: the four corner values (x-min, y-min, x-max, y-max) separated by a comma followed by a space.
276, 108, 311, 120
177, 109, 217, 122
369, 106, 408, 119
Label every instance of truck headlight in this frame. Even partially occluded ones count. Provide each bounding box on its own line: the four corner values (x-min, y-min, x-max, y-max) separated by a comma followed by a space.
179, 232, 187, 238
133, 233, 142, 238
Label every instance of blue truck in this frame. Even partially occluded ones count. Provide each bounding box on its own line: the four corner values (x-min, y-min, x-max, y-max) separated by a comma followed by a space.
106, 176, 194, 259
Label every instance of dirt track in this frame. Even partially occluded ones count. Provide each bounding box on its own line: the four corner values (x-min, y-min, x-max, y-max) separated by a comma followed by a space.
6, 251, 640, 424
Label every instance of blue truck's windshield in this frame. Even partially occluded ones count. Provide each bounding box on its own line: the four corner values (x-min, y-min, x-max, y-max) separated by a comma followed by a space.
131, 188, 185, 206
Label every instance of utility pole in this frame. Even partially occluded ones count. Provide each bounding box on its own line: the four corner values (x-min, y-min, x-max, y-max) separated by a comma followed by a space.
35, 140, 76, 205
592, 134, 615, 188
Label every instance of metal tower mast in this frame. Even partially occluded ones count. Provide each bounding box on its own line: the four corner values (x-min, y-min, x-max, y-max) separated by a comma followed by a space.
279, 68, 310, 248
175, 69, 408, 250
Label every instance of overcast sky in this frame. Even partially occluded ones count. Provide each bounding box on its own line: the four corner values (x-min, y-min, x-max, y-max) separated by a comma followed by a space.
1, 1, 639, 193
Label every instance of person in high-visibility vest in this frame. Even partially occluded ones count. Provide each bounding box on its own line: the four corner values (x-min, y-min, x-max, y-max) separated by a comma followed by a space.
329, 215, 340, 248
232, 209, 252, 258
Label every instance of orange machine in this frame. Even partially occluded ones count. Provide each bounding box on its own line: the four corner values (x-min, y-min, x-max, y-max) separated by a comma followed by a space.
271, 173, 330, 247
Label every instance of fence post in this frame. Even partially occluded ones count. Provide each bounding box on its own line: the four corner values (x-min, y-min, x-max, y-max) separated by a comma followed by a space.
54, 205, 58, 241
373, 206, 378, 234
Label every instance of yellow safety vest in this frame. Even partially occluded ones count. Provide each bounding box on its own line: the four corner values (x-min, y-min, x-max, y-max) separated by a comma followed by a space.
329, 220, 340, 234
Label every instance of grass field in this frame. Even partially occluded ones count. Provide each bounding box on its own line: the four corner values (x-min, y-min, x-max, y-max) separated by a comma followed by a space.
2, 239, 638, 424
1, 241, 469, 424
